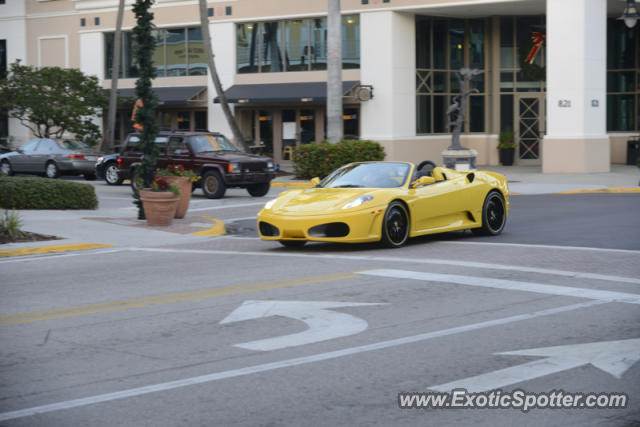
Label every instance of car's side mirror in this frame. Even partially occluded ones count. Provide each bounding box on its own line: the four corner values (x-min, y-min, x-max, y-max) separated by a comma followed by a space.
310, 177, 320, 187
411, 176, 436, 188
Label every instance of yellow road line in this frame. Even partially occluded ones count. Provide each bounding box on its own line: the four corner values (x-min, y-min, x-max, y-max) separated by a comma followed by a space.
0, 272, 358, 326
190, 216, 226, 236
0, 243, 116, 258
271, 181, 314, 188
557, 187, 640, 194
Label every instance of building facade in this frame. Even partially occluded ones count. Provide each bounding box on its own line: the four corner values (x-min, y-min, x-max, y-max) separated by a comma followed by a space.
0, 0, 638, 172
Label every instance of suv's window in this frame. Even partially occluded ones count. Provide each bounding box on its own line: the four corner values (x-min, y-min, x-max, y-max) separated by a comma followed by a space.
125, 136, 169, 153
168, 137, 190, 155
189, 135, 237, 154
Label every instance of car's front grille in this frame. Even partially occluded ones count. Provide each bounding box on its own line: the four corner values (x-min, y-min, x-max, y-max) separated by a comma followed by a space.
242, 162, 267, 172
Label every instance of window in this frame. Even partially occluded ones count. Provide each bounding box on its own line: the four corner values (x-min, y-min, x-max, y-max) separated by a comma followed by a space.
607, 19, 639, 132
104, 27, 207, 78
0, 40, 6, 146
415, 17, 487, 134
237, 16, 359, 73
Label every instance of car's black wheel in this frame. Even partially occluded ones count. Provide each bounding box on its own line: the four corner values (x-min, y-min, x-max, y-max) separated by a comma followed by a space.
380, 201, 410, 248
84, 173, 97, 181
45, 161, 59, 179
247, 182, 270, 197
130, 168, 144, 193
104, 162, 123, 185
0, 160, 13, 176
473, 191, 506, 236
279, 240, 306, 248
201, 170, 226, 199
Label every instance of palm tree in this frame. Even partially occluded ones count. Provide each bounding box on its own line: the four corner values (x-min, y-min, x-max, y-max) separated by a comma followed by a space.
326, 0, 342, 143
102, 0, 125, 153
198, 0, 250, 152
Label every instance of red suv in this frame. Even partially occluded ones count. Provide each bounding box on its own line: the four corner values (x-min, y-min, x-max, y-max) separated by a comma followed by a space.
117, 131, 275, 198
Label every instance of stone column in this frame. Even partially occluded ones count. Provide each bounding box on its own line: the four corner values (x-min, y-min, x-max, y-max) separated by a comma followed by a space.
542, 0, 610, 173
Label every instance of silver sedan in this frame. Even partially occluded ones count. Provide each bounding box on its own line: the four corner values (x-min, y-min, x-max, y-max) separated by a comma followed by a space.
0, 138, 99, 180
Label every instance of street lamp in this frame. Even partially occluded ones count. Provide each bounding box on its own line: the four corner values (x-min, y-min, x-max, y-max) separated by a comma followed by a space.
618, 0, 640, 28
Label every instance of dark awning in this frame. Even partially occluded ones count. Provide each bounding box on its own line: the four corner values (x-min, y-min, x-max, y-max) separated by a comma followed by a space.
117, 86, 206, 105
214, 81, 359, 104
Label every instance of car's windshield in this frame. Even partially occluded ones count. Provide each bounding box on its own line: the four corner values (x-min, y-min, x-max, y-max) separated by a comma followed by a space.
320, 163, 411, 189
189, 135, 238, 153
58, 140, 89, 150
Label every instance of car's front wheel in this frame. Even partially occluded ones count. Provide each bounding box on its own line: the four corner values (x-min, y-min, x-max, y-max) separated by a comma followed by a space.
104, 162, 123, 185
473, 190, 506, 236
247, 182, 270, 197
1, 160, 13, 176
380, 201, 409, 248
201, 170, 226, 199
45, 161, 59, 179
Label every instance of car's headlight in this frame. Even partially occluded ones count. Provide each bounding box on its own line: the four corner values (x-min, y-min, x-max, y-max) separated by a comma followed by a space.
264, 198, 277, 210
96, 156, 104, 164
266, 161, 274, 170
342, 195, 373, 209
230, 162, 241, 173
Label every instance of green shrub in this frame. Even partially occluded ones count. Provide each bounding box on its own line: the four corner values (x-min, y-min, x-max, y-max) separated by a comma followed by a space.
0, 209, 23, 240
292, 139, 385, 179
0, 176, 98, 209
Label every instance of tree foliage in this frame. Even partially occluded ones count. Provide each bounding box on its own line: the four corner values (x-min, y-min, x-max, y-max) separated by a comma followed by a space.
0, 61, 108, 146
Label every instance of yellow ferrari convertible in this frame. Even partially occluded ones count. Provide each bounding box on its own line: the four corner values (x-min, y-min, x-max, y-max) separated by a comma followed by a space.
257, 161, 509, 248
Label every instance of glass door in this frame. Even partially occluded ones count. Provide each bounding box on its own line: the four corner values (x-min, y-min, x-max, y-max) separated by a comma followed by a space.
515, 94, 545, 164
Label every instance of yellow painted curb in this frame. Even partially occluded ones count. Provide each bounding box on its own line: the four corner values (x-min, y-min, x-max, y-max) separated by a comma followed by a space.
557, 187, 640, 194
0, 243, 116, 258
191, 216, 226, 236
271, 181, 314, 188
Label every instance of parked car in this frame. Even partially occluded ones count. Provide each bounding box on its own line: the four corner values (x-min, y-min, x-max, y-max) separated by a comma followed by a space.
258, 161, 509, 248
95, 153, 123, 185
117, 131, 275, 198
0, 138, 99, 180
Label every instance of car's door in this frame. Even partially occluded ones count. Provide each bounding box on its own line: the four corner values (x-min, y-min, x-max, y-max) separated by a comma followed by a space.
154, 136, 171, 171
167, 136, 194, 171
409, 172, 480, 233
33, 139, 57, 173
10, 140, 41, 172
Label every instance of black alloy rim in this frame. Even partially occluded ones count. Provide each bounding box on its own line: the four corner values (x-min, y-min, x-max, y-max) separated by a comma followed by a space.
386, 207, 408, 245
487, 195, 505, 232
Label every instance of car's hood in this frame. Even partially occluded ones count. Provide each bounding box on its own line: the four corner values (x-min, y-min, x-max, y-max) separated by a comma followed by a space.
268, 188, 383, 215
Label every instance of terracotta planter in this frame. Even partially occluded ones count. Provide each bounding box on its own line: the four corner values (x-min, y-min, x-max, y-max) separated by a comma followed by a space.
140, 190, 179, 226
162, 176, 192, 218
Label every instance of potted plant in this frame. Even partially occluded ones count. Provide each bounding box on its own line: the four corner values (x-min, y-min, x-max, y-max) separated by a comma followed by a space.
156, 164, 199, 218
498, 128, 516, 166
139, 177, 180, 226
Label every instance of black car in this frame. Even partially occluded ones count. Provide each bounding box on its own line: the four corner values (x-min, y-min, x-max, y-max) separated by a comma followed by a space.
117, 131, 275, 198
95, 153, 123, 185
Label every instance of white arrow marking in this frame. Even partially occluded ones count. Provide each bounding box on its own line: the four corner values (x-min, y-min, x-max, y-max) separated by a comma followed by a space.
430, 338, 640, 393
220, 300, 385, 351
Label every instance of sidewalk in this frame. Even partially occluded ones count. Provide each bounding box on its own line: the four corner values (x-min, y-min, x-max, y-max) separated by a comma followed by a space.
1, 164, 638, 256
273, 164, 640, 194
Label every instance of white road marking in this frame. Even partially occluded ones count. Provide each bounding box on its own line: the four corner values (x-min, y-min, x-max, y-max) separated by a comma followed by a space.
0, 249, 125, 264
430, 338, 640, 392
220, 300, 384, 351
127, 248, 640, 286
0, 300, 604, 421
359, 269, 640, 304
185, 202, 268, 212
444, 240, 640, 255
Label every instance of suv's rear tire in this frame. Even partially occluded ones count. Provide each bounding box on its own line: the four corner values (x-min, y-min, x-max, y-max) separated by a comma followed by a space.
201, 170, 226, 199
130, 168, 143, 193
247, 182, 270, 197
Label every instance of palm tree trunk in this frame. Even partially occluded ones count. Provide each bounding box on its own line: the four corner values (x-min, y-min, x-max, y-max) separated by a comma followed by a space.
102, 0, 125, 153
198, 0, 250, 152
326, 0, 342, 143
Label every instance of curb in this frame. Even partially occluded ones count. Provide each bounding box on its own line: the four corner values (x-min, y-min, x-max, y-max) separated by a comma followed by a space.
190, 216, 226, 236
0, 243, 116, 258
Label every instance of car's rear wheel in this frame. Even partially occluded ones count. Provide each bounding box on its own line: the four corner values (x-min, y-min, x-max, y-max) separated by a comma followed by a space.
104, 162, 123, 185
130, 168, 142, 193
279, 240, 306, 248
380, 201, 409, 248
201, 170, 226, 199
473, 190, 506, 236
1, 160, 13, 176
247, 182, 270, 197
45, 161, 59, 179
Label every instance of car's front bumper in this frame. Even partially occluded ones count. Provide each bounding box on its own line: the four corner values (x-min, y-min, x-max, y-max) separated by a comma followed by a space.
257, 206, 386, 244
224, 171, 275, 187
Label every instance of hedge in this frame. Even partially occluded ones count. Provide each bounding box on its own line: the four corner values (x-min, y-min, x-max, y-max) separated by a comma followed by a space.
0, 176, 98, 209
292, 140, 385, 179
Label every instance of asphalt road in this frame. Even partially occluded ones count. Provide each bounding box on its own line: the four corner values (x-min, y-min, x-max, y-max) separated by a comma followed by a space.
0, 182, 639, 426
